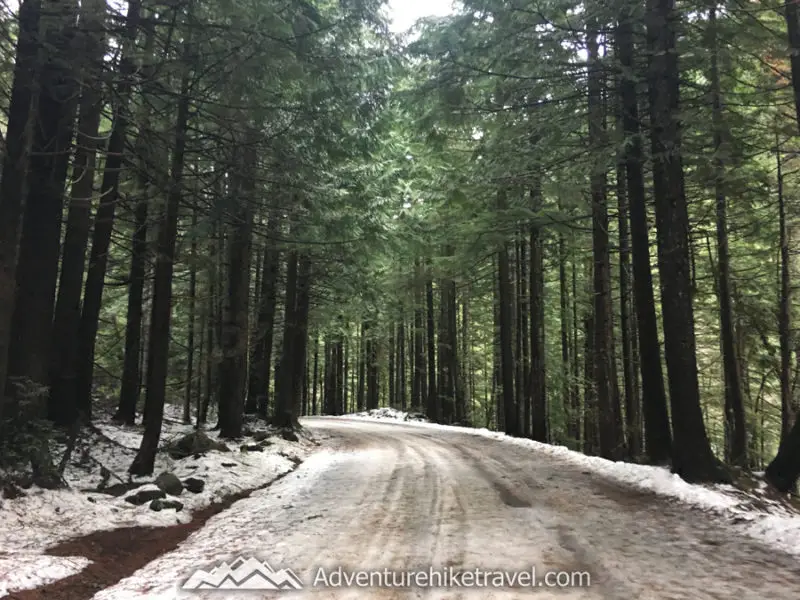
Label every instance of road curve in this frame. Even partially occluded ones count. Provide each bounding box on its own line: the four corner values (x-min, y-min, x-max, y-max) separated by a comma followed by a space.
95, 418, 800, 600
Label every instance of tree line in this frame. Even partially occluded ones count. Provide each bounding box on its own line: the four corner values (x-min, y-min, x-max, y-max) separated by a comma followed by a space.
1, 0, 800, 494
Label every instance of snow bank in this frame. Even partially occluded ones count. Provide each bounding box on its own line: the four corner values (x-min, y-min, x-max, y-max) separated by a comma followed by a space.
0, 555, 91, 596
0, 407, 314, 596
343, 407, 429, 422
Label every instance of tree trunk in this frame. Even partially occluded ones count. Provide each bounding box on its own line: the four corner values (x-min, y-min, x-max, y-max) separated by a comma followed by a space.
357, 323, 366, 411
559, 198, 574, 442
389, 322, 396, 408
571, 251, 581, 445
49, 0, 106, 426
184, 207, 198, 425
291, 256, 312, 422
366, 326, 379, 411
129, 31, 192, 476
311, 335, 319, 415
646, 0, 728, 482
530, 189, 547, 442
583, 327, 597, 453
763, 0, 800, 486
8, 0, 79, 406
0, 0, 42, 411
618, 6, 672, 464
497, 209, 518, 436
413, 261, 426, 410
588, 22, 625, 460
398, 318, 407, 411
343, 335, 350, 412
615, 62, 640, 459
274, 250, 299, 427
75, 0, 143, 419
777, 135, 792, 442
335, 335, 345, 414
785, 0, 800, 129
707, 4, 746, 466
247, 218, 281, 417
519, 239, 530, 436
461, 294, 470, 423
513, 239, 530, 437
115, 75, 154, 425
426, 274, 438, 421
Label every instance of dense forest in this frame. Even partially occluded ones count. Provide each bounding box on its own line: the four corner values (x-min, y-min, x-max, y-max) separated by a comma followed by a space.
1, 0, 800, 493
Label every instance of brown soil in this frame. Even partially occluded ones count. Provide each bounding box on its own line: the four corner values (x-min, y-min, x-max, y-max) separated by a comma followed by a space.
6, 469, 298, 600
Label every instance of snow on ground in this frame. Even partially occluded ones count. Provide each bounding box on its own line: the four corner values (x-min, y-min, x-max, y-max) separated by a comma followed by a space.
346, 407, 429, 422
0, 554, 91, 597
91, 450, 348, 600
0, 404, 315, 596
338, 410, 800, 556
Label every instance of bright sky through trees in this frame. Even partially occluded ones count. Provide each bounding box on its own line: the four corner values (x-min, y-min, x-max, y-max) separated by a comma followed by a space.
387, 0, 454, 32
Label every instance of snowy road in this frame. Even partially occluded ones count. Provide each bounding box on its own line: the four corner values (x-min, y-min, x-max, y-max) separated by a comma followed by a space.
95, 418, 800, 599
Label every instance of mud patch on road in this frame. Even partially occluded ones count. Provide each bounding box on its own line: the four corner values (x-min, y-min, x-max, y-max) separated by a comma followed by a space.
449, 444, 532, 508
588, 477, 665, 510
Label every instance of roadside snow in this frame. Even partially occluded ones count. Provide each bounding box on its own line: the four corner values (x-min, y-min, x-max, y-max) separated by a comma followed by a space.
91, 450, 346, 600
346, 407, 429, 422
0, 555, 91, 596
0, 405, 314, 596
340, 411, 800, 556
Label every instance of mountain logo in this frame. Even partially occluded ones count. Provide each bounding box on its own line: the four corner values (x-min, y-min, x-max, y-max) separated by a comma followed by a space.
181, 556, 304, 591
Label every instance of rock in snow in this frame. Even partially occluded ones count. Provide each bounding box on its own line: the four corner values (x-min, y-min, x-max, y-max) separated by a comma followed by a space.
155, 472, 183, 496
182, 477, 206, 494
125, 486, 166, 506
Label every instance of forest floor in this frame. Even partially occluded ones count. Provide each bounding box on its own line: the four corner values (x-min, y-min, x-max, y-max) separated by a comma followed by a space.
2, 410, 800, 599
0, 405, 317, 598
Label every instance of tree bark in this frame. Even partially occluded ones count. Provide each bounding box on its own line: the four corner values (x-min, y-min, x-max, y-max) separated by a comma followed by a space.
588, 23, 625, 460
426, 273, 438, 421
75, 0, 143, 419
311, 335, 319, 415
49, 0, 106, 426
247, 218, 281, 417
129, 29, 192, 476
618, 6, 672, 463
530, 189, 547, 443
707, 4, 746, 466
497, 201, 518, 437
646, 0, 728, 482
8, 0, 79, 405
0, 0, 42, 412
183, 207, 198, 424
558, 198, 574, 442
615, 59, 640, 459
413, 260, 426, 410
116, 193, 149, 425
274, 250, 299, 427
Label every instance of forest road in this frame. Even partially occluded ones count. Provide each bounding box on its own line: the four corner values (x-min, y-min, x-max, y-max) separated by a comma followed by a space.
96, 418, 800, 600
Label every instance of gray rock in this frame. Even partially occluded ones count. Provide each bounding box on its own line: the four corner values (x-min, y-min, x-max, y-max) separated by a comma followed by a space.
155, 471, 184, 496
251, 431, 270, 442
125, 488, 166, 505
149, 498, 184, 512
166, 431, 230, 459
183, 477, 205, 494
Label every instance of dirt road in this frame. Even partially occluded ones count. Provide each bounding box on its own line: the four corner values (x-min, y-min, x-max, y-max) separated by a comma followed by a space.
93, 418, 800, 599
